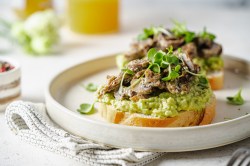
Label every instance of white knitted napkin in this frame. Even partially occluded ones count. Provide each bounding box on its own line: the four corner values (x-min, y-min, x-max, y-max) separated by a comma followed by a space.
5, 101, 164, 166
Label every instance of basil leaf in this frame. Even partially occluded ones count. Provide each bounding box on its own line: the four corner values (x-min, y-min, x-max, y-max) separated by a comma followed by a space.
227, 89, 245, 105
84, 83, 98, 92
77, 103, 95, 114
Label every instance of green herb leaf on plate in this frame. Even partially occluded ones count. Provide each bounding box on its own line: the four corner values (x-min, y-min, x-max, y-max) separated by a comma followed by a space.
84, 83, 98, 92
227, 89, 245, 105
77, 103, 95, 115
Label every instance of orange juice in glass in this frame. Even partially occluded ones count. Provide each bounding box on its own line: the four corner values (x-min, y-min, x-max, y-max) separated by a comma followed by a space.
67, 0, 119, 34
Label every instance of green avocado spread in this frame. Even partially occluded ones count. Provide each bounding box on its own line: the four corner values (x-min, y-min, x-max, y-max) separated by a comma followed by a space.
98, 78, 213, 118
193, 56, 224, 73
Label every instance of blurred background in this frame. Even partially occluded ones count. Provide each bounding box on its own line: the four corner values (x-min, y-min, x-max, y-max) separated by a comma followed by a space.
0, 0, 249, 100
0, 0, 250, 57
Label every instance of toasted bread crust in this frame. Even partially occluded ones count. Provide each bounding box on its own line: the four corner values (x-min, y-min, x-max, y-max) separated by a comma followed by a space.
99, 95, 216, 127
207, 70, 224, 90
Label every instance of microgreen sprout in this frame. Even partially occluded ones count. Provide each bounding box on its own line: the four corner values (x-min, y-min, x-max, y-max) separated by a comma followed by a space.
146, 47, 183, 81
227, 88, 245, 105
171, 20, 195, 43
162, 65, 179, 81
137, 26, 171, 41
146, 48, 207, 83
199, 27, 216, 41
77, 103, 95, 115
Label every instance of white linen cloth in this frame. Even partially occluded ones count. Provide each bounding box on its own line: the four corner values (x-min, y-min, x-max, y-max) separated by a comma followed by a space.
5, 101, 164, 166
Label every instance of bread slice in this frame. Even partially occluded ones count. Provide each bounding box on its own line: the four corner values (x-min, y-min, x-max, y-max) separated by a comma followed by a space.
207, 70, 224, 90
99, 95, 216, 127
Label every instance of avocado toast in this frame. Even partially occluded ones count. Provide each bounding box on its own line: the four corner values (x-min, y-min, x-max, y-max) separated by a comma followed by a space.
98, 49, 216, 127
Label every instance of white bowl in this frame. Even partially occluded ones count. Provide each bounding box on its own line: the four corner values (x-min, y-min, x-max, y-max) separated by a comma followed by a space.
0, 58, 21, 111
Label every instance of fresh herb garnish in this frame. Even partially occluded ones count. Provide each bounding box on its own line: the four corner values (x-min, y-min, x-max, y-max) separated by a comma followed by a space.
198, 76, 209, 88
137, 26, 170, 41
171, 20, 195, 43
77, 103, 95, 114
146, 47, 182, 81
162, 68, 179, 81
199, 27, 216, 41
84, 83, 98, 92
184, 68, 203, 77
227, 89, 245, 105
121, 68, 135, 75
146, 47, 206, 83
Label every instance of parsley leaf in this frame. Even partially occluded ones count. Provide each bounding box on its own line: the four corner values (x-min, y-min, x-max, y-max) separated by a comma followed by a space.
77, 103, 95, 114
227, 89, 245, 105
84, 83, 98, 92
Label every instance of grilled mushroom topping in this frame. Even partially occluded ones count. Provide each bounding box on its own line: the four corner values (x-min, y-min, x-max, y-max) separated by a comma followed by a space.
124, 23, 222, 62
98, 49, 206, 101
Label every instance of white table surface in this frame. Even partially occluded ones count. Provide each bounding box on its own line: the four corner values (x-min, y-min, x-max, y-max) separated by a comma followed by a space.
1, 1, 250, 165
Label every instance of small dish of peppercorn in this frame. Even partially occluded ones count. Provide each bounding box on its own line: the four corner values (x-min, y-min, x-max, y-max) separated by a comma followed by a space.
0, 58, 21, 111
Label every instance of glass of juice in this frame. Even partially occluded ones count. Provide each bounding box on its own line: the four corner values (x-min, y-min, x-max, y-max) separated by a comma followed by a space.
67, 0, 119, 34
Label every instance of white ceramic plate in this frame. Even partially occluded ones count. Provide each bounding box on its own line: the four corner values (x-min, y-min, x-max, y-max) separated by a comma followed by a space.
45, 55, 250, 152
